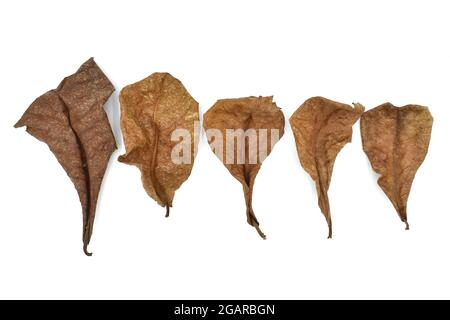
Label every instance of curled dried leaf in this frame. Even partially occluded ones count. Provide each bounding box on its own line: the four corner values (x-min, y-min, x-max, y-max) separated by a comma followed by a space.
289, 97, 364, 238
15, 58, 116, 256
360, 103, 433, 229
118, 73, 199, 215
203, 96, 285, 239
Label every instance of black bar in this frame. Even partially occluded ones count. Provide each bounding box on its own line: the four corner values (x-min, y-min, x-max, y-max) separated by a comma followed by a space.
0, 300, 440, 319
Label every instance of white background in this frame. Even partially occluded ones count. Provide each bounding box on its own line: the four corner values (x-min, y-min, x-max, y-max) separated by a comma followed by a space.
0, 0, 448, 300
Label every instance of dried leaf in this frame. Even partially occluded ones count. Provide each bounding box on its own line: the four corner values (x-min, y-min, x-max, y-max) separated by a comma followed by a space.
289, 97, 364, 238
118, 73, 199, 216
203, 96, 285, 239
14, 58, 116, 256
360, 103, 433, 229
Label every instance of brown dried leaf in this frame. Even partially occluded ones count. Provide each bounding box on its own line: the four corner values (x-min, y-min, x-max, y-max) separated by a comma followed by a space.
14, 58, 116, 256
289, 97, 364, 238
118, 73, 199, 216
203, 96, 285, 239
360, 103, 433, 229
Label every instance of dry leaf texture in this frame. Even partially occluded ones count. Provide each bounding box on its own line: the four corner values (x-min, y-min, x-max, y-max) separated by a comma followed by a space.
15, 58, 116, 256
290, 97, 364, 238
118, 73, 199, 216
360, 103, 433, 229
203, 96, 285, 239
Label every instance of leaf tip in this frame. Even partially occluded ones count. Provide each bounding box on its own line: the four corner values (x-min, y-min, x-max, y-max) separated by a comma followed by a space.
352, 102, 365, 114
117, 154, 127, 164
13, 120, 24, 129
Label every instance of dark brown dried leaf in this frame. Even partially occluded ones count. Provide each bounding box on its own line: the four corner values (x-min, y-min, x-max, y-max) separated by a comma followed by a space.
118, 73, 199, 216
360, 103, 433, 229
15, 58, 116, 256
289, 97, 364, 238
203, 96, 285, 239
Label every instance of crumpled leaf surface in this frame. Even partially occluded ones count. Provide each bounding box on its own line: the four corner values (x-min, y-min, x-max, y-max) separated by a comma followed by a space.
360, 103, 433, 229
118, 73, 199, 216
289, 97, 364, 238
14, 58, 116, 256
203, 96, 285, 239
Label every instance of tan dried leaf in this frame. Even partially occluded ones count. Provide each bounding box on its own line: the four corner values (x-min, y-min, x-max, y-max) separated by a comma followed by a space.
118, 73, 199, 216
289, 97, 364, 238
203, 96, 285, 239
360, 103, 433, 229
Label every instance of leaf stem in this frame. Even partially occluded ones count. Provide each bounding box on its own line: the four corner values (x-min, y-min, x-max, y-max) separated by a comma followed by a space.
83, 243, 93, 257
253, 223, 267, 240
165, 205, 170, 218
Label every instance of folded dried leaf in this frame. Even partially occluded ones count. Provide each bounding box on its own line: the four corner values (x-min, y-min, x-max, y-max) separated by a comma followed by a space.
118, 73, 199, 216
290, 97, 364, 238
203, 96, 285, 239
14, 58, 116, 256
360, 103, 433, 229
